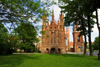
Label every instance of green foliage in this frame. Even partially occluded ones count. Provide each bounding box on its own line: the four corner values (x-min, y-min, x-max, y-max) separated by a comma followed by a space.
86, 45, 89, 49
0, 24, 8, 55
92, 37, 99, 50
0, 0, 56, 54
40, 31, 46, 35
18, 42, 35, 52
59, 0, 98, 56
46, 34, 50, 39
59, 0, 95, 28
0, 23, 17, 55
0, 0, 56, 31
15, 23, 39, 52
0, 0, 52, 22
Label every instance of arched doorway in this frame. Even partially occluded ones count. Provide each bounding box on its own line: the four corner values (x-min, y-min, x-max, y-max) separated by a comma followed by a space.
50, 48, 56, 54
46, 48, 49, 53
78, 46, 81, 52
58, 48, 61, 54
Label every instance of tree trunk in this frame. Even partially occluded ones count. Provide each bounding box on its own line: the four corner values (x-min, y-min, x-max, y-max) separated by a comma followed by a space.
95, 9, 100, 60
98, 31, 100, 60
80, 16, 87, 55
87, 14, 93, 56
84, 35, 87, 55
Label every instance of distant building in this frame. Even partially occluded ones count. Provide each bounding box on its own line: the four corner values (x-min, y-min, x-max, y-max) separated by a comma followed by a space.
68, 42, 74, 52
37, 37, 42, 51
73, 22, 84, 52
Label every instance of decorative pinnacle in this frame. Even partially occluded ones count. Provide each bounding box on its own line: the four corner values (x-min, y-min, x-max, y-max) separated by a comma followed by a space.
76, 21, 78, 28
52, 9, 54, 21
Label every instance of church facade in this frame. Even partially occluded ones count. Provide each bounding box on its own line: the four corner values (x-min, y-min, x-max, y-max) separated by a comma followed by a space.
41, 11, 84, 54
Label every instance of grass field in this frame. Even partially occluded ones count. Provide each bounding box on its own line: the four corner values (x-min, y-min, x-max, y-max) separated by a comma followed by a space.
0, 54, 100, 67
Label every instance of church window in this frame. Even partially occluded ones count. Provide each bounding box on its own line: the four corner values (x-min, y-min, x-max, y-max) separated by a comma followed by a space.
54, 37, 56, 44
47, 41, 49, 45
61, 19, 63, 22
51, 32, 52, 36
58, 40, 60, 45
80, 46, 83, 51
54, 31, 56, 36
77, 36, 80, 42
65, 37, 67, 46
51, 38, 52, 44
58, 31, 60, 37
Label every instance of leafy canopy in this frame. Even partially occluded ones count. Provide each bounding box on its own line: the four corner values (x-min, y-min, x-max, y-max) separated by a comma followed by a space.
15, 22, 39, 51
93, 37, 99, 50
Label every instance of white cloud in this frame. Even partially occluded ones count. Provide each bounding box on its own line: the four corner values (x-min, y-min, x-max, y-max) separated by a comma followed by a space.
52, 5, 61, 21
41, 0, 58, 3
92, 24, 98, 33
91, 9, 100, 42
47, 4, 61, 22
91, 24, 99, 42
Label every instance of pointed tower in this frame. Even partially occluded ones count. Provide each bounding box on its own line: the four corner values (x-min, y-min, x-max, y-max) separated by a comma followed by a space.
57, 20, 60, 30
51, 9, 55, 24
42, 13, 47, 30
47, 21, 49, 30
60, 12, 64, 25
52, 9, 54, 21
76, 21, 78, 28
59, 12, 64, 31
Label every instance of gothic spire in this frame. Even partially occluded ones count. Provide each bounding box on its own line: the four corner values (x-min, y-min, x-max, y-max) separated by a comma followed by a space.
52, 9, 54, 21
60, 12, 64, 19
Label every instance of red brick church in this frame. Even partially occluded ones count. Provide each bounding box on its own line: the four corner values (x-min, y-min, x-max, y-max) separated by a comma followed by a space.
41, 10, 84, 54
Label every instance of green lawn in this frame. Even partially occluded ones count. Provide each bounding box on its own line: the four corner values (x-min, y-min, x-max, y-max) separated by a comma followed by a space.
0, 54, 100, 67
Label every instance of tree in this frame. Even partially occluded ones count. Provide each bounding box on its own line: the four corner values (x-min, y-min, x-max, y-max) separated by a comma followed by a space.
92, 37, 99, 50
59, 0, 100, 59
83, 0, 100, 60
59, 0, 95, 56
15, 22, 39, 52
0, 23, 16, 55
94, 0, 100, 60
0, 0, 56, 53
0, 0, 56, 29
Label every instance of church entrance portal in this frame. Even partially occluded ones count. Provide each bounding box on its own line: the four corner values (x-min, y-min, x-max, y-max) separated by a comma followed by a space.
50, 48, 56, 54
46, 48, 49, 53
78, 47, 81, 52
58, 48, 61, 54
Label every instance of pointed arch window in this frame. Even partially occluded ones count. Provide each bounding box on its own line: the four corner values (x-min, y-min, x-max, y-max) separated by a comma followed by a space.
65, 37, 67, 46
54, 30, 56, 36
51, 31, 52, 36
54, 37, 56, 44
58, 31, 60, 37
61, 19, 63, 23
51, 38, 52, 44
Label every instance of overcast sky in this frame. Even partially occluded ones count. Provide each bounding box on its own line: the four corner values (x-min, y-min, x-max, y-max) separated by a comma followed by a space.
37, 0, 100, 42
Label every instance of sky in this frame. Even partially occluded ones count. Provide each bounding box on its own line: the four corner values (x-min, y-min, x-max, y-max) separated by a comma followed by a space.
37, 0, 100, 42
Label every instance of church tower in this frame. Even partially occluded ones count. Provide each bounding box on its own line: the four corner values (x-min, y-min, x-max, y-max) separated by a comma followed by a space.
73, 22, 84, 52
